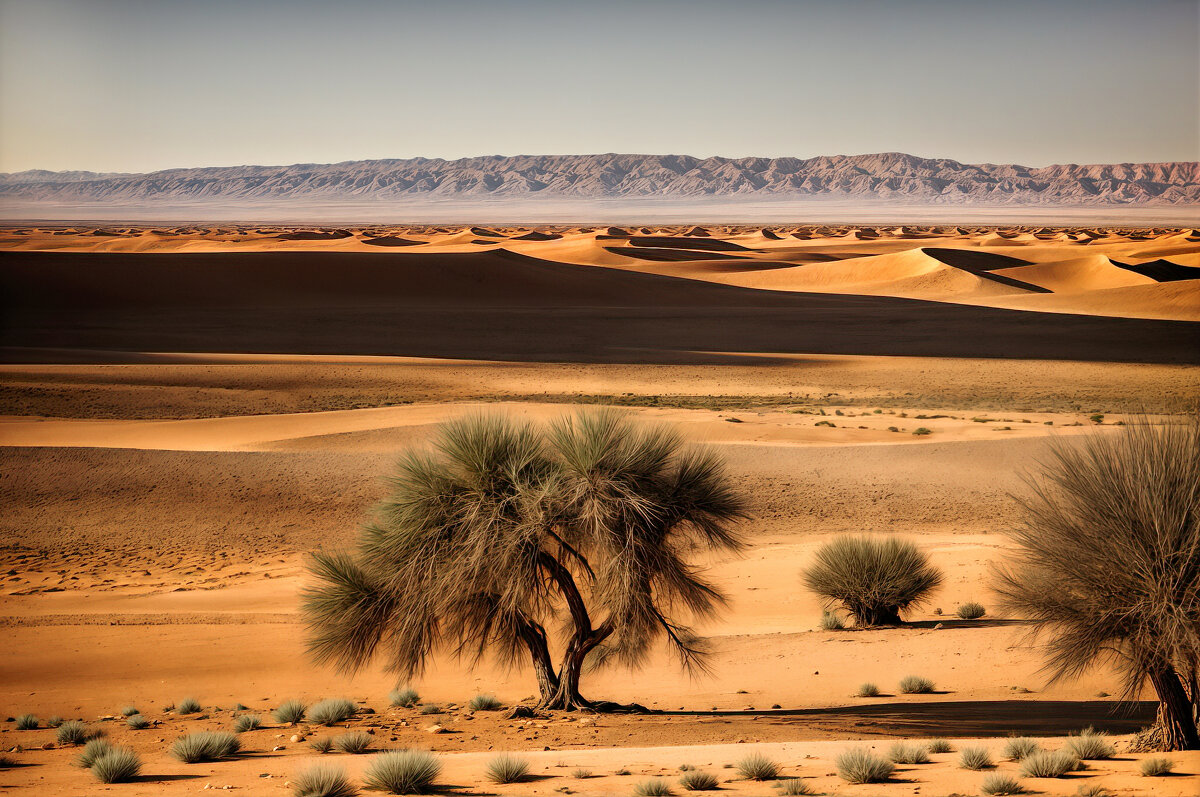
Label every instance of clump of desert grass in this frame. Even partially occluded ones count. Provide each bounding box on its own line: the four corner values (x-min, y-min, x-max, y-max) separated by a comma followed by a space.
419, 704, 442, 715
309, 698, 356, 726
981, 773, 1025, 795
56, 720, 101, 746
389, 687, 419, 708
275, 699, 308, 725
678, 764, 696, 771
333, 731, 374, 755
1002, 737, 1040, 761
1018, 750, 1079, 778
468, 694, 502, 711
232, 714, 264, 733
959, 746, 994, 770
572, 769, 592, 779
678, 770, 719, 791
309, 737, 334, 754
887, 742, 930, 764
363, 750, 441, 794
1139, 756, 1175, 776
1074, 786, 1112, 797
46, 716, 63, 728
119, 705, 140, 717
126, 714, 150, 730
735, 752, 780, 780
14, 714, 38, 730
175, 697, 202, 715
171, 731, 241, 763
835, 747, 894, 784
898, 675, 935, 694
485, 753, 530, 784
1064, 729, 1114, 760
633, 778, 673, 796
774, 778, 815, 795
803, 535, 942, 626
91, 747, 142, 784
291, 764, 359, 797
927, 738, 953, 754
956, 602, 986, 619
77, 738, 114, 768
818, 610, 845, 631
855, 682, 880, 697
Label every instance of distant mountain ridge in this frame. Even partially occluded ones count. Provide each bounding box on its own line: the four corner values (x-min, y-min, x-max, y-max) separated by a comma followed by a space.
2, 153, 1197, 205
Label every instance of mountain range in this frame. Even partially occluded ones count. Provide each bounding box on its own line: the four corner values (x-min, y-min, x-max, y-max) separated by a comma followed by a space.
2, 153, 1197, 207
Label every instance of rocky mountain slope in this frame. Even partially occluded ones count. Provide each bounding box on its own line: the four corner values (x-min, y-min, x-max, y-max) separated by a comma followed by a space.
2, 153, 1197, 206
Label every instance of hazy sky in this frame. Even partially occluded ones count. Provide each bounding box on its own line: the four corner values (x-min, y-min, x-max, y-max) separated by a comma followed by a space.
1, 0, 1196, 173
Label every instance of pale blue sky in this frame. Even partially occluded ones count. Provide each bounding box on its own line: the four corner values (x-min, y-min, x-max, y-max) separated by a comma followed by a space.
1, 0, 1196, 173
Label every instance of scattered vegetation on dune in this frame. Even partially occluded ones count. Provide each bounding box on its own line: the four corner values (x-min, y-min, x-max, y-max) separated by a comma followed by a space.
468, 693, 502, 712
572, 769, 592, 779
333, 731, 374, 755
1074, 785, 1112, 797
855, 682, 880, 697
803, 535, 942, 626
309, 698, 357, 726
309, 737, 334, 754
419, 704, 441, 715
992, 415, 1200, 751
77, 738, 114, 768
956, 602, 986, 619
899, 675, 935, 694
1064, 728, 1114, 760
818, 610, 846, 630
679, 770, 719, 791
633, 778, 674, 796
14, 714, 38, 730
959, 746, 994, 770
1139, 756, 1175, 776
232, 714, 264, 733
91, 747, 142, 784
1018, 750, 1080, 778
362, 750, 441, 794
927, 738, 953, 754
389, 687, 419, 708
888, 742, 930, 764
485, 753, 531, 784
736, 752, 780, 780
292, 764, 359, 797
980, 773, 1025, 795
56, 720, 100, 746
170, 731, 241, 763
1002, 737, 1040, 761
275, 699, 308, 725
774, 778, 814, 795
126, 714, 150, 730
835, 747, 895, 783
176, 697, 202, 715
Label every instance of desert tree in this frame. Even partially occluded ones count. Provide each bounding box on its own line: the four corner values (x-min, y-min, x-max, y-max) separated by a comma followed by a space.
992, 415, 1200, 750
303, 409, 747, 711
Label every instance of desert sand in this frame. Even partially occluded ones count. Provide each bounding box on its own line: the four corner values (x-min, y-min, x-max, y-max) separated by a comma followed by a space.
1, 224, 1198, 795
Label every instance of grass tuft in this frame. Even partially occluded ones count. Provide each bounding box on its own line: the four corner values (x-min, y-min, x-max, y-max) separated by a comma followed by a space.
818, 611, 845, 631
774, 778, 815, 795
956, 602, 986, 619
14, 714, 38, 730
1064, 729, 1114, 760
419, 704, 442, 715
469, 694, 503, 712
735, 752, 780, 780
855, 682, 880, 697
389, 687, 420, 708
56, 720, 100, 746
899, 675, 935, 694
633, 778, 673, 796
292, 764, 359, 797
126, 714, 150, 730
485, 753, 530, 784
959, 746, 994, 770
170, 731, 241, 763
679, 771, 719, 791
572, 769, 592, 779
275, 699, 308, 725
835, 747, 894, 784
363, 750, 441, 794
232, 714, 264, 733
120, 705, 140, 717
176, 697, 202, 715
1139, 757, 1174, 776
91, 747, 142, 784
77, 738, 115, 768
309, 698, 356, 726
888, 742, 930, 764
803, 535, 942, 626
1019, 750, 1079, 778
927, 739, 953, 754
981, 773, 1024, 795
333, 731, 374, 755
1002, 737, 1040, 761
309, 737, 334, 754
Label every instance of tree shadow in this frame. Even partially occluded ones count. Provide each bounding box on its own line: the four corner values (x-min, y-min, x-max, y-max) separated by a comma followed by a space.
903, 618, 1030, 630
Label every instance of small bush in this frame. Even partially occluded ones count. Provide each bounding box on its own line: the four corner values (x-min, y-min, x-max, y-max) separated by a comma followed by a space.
678, 764, 695, 771
1002, 737, 1040, 761
233, 714, 264, 733
927, 738, 953, 754
633, 778, 673, 796
736, 752, 780, 780
309, 698, 356, 726
363, 750, 441, 794
390, 687, 420, 708
171, 731, 241, 763
679, 771, 719, 791
1139, 757, 1174, 776
14, 714, 37, 730
57, 720, 99, 746
1019, 750, 1078, 778
1064, 732, 1113, 760
310, 737, 334, 754
572, 769, 592, 779
120, 705, 140, 717
836, 747, 894, 783
77, 738, 115, 768
913, 427, 932, 436
615, 769, 632, 776
774, 779, 814, 795
47, 716, 63, 728
469, 693, 502, 711
486, 753, 530, 784
1074, 786, 1111, 797
275, 699, 308, 725
899, 675, 935, 694
803, 536, 942, 625
959, 746, 993, 770
176, 697, 202, 715
855, 682, 880, 697
956, 602, 986, 619
91, 747, 142, 784
292, 764, 359, 797
334, 731, 374, 755
981, 773, 1024, 795
126, 714, 150, 730
818, 610, 845, 630
888, 742, 930, 764
419, 704, 442, 715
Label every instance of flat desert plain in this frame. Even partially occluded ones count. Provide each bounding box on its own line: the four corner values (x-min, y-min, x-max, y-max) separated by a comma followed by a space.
1, 223, 1199, 795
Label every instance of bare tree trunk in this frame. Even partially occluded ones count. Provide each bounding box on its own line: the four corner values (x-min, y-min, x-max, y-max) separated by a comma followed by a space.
515, 617, 559, 704
1149, 666, 1200, 751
